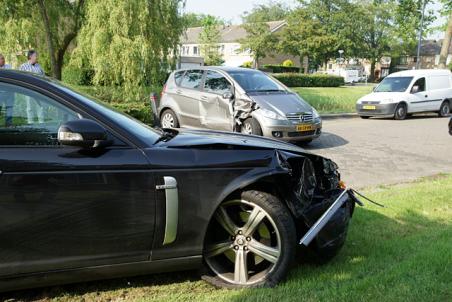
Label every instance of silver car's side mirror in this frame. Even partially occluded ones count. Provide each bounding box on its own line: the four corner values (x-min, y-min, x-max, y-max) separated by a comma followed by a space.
222, 91, 234, 100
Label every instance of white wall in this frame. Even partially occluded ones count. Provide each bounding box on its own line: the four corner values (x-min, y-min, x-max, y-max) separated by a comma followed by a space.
180, 42, 253, 67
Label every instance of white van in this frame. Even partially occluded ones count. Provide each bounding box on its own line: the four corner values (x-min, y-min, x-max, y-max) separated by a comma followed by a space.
356, 69, 452, 119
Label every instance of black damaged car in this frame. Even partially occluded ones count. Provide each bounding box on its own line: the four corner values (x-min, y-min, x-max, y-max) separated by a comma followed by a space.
0, 70, 360, 291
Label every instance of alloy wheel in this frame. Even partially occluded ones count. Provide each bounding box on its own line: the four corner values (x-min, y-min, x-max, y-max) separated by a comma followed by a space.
241, 123, 253, 135
161, 113, 175, 128
204, 200, 281, 286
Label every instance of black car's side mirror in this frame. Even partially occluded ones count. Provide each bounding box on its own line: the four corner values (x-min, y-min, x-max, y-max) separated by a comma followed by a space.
58, 119, 109, 148
222, 91, 234, 100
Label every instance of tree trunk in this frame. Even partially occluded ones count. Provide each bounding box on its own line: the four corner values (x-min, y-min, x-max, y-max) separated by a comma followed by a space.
439, 12, 452, 69
370, 59, 376, 82
37, 0, 58, 78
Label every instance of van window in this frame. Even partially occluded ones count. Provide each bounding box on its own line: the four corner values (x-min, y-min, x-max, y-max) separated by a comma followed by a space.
429, 76, 450, 90
374, 77, 413, 92
180, 70, 203, 89
412, 77, 425, 92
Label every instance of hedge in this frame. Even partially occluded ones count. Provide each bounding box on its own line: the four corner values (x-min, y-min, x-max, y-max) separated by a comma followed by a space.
74, 85, 161, 125
272, 73, 344, 87
62, 66, 95, 86
262, 65, 300, 73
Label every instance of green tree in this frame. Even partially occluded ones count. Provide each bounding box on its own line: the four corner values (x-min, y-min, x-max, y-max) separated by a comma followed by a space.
393, 0, 436, 57
242, 1, 290, 23
183, 13, 225, 27
439, 0, 452, 68
198, 15, 224, 66
240, 22, 278, 68
74, 0, 185, 97
0, 0, 86, 79
280, 0, 357, 69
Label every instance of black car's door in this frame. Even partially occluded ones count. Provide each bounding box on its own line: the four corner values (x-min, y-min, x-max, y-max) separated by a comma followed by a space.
0, 81, 155, 277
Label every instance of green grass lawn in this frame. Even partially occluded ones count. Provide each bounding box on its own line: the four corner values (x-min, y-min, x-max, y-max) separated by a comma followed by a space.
293, 85, 375, 114
4, 175, 451, 302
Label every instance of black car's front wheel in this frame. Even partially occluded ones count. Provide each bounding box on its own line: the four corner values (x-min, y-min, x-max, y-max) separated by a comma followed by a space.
203, 191, 296, 288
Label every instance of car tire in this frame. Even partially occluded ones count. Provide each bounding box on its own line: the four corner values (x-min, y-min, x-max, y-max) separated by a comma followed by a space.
360, 116, 370, 119
202, 191, 297, 288
160, 109, 179, 128
394, 103, 407, 120
439, 101, 451, 117
241, 118, 263, 136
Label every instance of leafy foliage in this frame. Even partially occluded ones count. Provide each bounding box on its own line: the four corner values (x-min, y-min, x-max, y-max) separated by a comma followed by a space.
240, 22, 278, 67
282, 59, 294, 67
198, 15, 224, 66
242, 1, 290, 23
0, 0, 86, 79
273, 73, 344, 87
73, 0, 184, 99
182, 13, 225, 28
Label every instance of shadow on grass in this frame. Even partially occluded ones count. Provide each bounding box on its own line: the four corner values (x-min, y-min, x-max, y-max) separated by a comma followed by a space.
1, 204, 450, 301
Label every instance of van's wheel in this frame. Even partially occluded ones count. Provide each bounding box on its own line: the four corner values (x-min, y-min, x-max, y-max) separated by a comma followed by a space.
439, 101, 451, 117
241, 118, 263, 136
394, 103, 407, 120
202, 191, 296, 288
160, 109, 179, 128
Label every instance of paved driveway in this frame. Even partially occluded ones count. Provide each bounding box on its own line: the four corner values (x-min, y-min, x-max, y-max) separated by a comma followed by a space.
303, 116, 452, 189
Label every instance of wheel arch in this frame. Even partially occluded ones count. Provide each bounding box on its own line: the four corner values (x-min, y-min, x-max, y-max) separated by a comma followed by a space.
201, 171, 294, 247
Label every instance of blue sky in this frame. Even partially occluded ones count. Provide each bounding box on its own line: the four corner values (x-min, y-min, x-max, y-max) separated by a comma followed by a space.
183, 0, 446, 39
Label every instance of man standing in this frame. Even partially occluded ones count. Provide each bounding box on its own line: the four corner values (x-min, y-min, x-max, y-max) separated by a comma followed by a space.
20, 50, 45, 123
0, 53, 14, 126
19, 50, 44, 75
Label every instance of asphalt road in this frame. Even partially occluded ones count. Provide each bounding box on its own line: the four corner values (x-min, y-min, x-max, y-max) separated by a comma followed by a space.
303, 115, 452, 189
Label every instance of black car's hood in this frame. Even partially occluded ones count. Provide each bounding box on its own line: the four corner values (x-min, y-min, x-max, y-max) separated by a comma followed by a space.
156, 128, 310, 154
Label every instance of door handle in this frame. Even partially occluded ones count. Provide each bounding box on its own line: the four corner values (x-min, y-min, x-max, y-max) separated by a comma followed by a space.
200, 96, 208, 101
425, 95, 428, 98
156, 176, 178, 245
176, 89, 182, 94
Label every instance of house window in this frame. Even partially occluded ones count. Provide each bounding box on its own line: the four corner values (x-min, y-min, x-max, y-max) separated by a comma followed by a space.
193, 46, 199, 55
399, 56, 408, 65
328, 64, 333, 69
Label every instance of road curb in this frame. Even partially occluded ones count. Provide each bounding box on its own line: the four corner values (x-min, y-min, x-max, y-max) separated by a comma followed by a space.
320, 113, 358, 120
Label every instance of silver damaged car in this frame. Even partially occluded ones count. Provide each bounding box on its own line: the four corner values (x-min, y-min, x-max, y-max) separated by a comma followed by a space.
158, 67, 322, 143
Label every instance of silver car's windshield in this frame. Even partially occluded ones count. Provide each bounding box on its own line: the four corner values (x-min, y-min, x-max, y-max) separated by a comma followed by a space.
375, 77, 413, 92
227, 70, 286, 93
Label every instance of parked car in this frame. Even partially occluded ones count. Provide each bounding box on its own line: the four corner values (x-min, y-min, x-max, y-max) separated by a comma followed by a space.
158, 67, 322, 143
0, 70, 359, 291
356, 69, 452, 120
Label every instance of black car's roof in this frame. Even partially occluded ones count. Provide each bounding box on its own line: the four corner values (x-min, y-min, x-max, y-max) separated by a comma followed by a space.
0, 69, 53, 84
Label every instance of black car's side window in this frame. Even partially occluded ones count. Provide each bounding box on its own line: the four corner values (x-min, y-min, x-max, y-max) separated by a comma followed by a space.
179, 70, 203, 90
0, 82, 81, 146
204, 71, 232, 95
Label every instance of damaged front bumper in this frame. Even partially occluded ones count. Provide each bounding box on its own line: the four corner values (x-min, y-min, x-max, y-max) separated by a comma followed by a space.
299, 188, 360, 247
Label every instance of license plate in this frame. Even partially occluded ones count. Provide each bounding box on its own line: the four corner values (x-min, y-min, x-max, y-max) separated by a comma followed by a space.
297, 124, 314, 132
363, 105, 376, 110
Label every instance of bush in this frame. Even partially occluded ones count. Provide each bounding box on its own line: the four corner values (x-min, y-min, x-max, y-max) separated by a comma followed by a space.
241, 61, 253, 68
282, 59, 294, 67
62, 66, 94, 86
74, 85, 162, 124
273, 73, 344, 87
262, 64, 300, 73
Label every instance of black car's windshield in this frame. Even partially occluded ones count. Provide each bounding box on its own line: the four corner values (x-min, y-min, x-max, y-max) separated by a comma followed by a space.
374, 77, 413, 92
49, 81, 161, 145
227, 70, 286, 93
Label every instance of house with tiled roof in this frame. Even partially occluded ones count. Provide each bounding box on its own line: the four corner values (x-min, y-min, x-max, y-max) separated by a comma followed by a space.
395, 39, 452, 70
178, 20, 301, 68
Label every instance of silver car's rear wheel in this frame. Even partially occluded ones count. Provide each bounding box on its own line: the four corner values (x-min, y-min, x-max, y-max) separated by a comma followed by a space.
160, 109, 179, 128
203, 191, 296, 288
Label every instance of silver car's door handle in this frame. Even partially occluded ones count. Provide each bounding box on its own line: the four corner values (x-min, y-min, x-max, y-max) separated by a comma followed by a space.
176, 89, 182, 94
200, 96, 208, 101
156, 176, 179, 245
